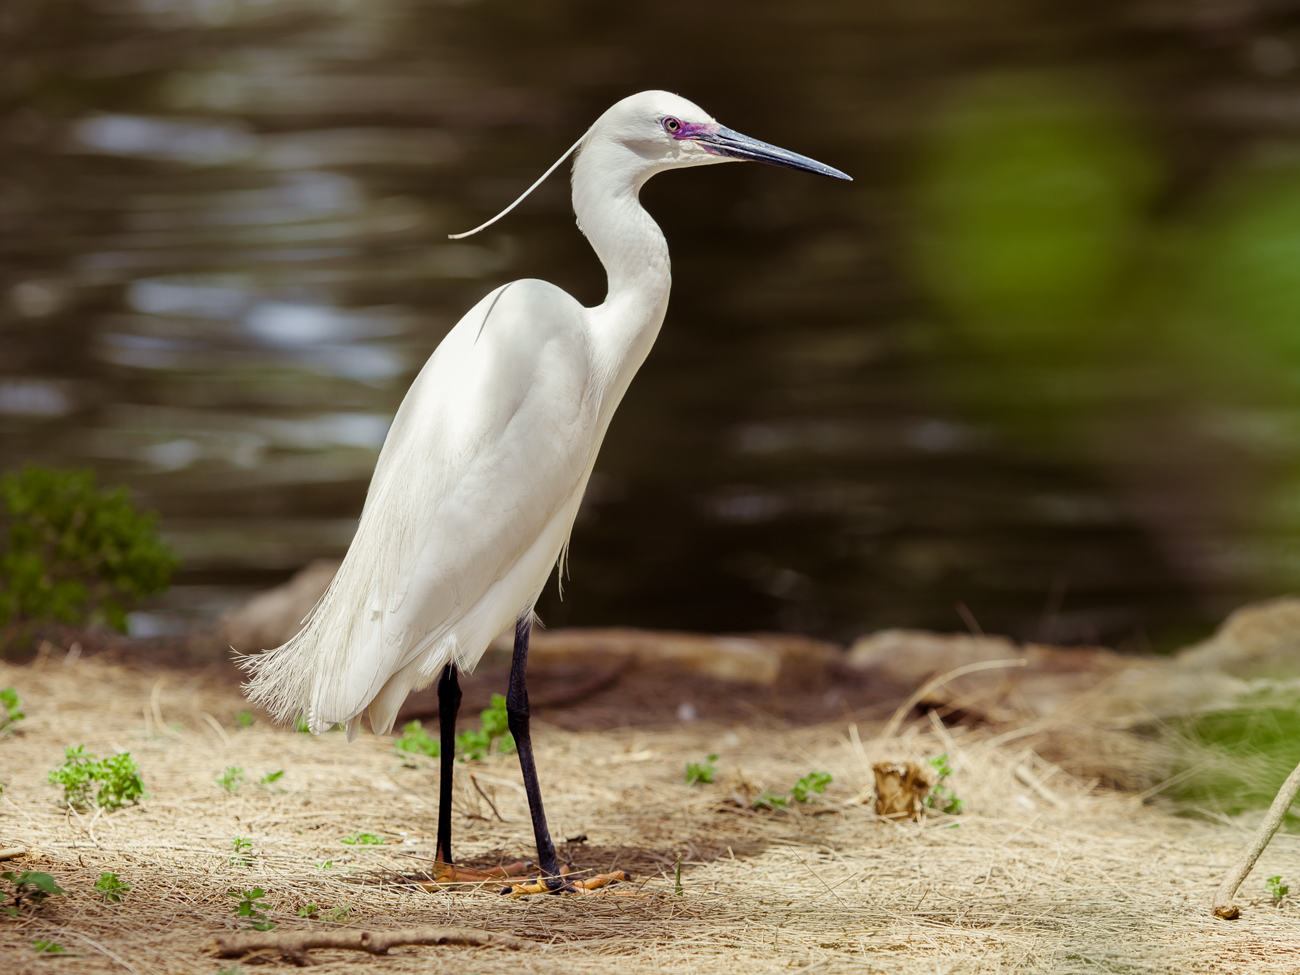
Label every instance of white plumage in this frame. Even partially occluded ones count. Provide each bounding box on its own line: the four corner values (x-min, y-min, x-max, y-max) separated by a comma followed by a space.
241, 90, 849, 741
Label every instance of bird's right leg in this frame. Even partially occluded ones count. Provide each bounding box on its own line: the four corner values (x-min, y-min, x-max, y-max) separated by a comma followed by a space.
428, 663, 529, 886
502, 614, 630, 895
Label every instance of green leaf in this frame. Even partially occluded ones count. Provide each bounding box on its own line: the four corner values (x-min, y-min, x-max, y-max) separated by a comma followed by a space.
685, 754, 719, 785
790, 771, 832, 803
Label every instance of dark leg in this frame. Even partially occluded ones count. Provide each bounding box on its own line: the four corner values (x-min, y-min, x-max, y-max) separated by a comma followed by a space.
435, 663, 461, 865
506, 614, 566, 888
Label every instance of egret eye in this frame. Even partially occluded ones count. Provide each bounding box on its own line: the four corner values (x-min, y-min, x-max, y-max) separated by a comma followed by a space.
662, 116, 683, 134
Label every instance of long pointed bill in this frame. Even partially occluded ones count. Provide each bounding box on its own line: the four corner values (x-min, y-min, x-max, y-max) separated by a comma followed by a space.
692, 125, 851, 180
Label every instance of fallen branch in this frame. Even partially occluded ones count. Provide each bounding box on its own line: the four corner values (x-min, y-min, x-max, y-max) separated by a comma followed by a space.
205, 925, 532, 960
1213, 757, 1300, 920
0, 846, 29, 861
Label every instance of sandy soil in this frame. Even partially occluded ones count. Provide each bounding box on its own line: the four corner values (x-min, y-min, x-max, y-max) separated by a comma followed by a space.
2, 653, 1299, 974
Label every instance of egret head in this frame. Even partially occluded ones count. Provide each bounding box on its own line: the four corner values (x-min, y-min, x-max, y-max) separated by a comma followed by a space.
448, 90, 849, 240
588, 90, 850, 182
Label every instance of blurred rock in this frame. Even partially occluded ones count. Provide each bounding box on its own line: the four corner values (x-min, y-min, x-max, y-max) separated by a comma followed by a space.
846, 626, 1247, 729
1177, 596, 1300, 680
219, 558, 341, 652
493, 628, 841, 688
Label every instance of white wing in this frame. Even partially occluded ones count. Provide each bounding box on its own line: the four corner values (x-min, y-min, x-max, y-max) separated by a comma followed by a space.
243, 279, 600, 734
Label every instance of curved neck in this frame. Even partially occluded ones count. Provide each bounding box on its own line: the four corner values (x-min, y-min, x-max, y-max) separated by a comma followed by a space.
572, 154, 671, 314
570, 150, 673, 396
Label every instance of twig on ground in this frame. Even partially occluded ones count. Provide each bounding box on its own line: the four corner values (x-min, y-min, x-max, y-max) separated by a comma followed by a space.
205, 925, 533, 961
0, 846, 28, 860
1214, 758, 1300, 920
469, 773, 508, 822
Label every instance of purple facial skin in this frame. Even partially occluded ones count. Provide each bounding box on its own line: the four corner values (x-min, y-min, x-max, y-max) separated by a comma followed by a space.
660, 115, 852, 181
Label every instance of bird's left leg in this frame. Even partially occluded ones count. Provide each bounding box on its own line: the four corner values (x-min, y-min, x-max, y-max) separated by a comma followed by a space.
501, 614, 631, 896
429, 663, 529, 886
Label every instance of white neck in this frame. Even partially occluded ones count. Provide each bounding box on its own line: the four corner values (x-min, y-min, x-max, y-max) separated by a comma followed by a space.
571, 146, 672, 391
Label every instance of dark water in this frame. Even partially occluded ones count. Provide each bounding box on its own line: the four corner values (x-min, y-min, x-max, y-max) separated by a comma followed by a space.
4, 0, 1300, 649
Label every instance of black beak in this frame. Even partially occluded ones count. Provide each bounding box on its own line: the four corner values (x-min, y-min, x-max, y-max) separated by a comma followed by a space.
695, 125, 851, 180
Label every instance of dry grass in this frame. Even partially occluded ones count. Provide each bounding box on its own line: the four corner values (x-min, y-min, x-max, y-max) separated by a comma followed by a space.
2, 654, 1300, 974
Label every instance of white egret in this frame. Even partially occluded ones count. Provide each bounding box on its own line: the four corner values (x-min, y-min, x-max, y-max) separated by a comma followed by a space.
242, 90, 849, 893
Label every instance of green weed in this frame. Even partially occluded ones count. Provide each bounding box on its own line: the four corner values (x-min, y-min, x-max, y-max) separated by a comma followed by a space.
47, 745, 146, 810
230, 837, 254, 867
2, 870, 64, 914
1, 686, 23, 733
95, 872, 130, 904
752, 771, 834, 811
257, 770, 284, 789
215, 766, 245, 793
395, 695, 515, 762
32, 939, 71, 954
297, 902, 319, 918
1268, 875, 1290, 905
394, 720, 440, 759
752, 788, 789, 811
325, 906, 350, 921
233, 711, 254, 728
685, 754, 718, 785
925, 754, 963, 815
456, 694, 514, 761
791, 771, 832, 803
341, 831, 382, 846
228, 887, 275, 930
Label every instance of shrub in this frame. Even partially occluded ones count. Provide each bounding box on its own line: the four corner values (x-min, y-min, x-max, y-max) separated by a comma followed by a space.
0, 464, 177, 642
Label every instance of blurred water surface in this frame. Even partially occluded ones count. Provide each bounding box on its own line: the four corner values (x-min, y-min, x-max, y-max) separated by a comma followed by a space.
5, 0, 1300, 648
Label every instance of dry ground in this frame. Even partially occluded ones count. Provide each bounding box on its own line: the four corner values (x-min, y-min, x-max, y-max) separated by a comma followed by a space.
2, 654, 1299, 974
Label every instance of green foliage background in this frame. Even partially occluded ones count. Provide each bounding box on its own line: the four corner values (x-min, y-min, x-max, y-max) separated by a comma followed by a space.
0, 464, 177, 638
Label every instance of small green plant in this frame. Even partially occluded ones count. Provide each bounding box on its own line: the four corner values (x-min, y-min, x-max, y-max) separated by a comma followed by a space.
230, 837, 254, 867
325, 905, 350, 922
2, 870, 64, 914
393, 698, 514, 763
1268, 875, 1290, 905
47, 745, 146, 810
341, 831, 382, 846
394, 720, 440, 759
1, 686, 23, 734
925, 754, 964, 815
217, 967, 243, 975
0, 463, 178, 641
316, 859, 333, 870
752, 788, 789, 811
95, 871, 130, 904
456, 694, 515, 761
234, 711, 254, 728
32, 938, 70, 954
685, 754, 718, 785
297, 902, 319, 918
216, 766, 245, 793
791, 771, 832, 803
257, 770, 284, 789
229, 887, 275, 930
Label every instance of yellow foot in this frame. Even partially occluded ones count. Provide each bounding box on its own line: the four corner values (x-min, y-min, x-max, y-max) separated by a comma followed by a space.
502, 865, 633, 897
419, 859, 533, 889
